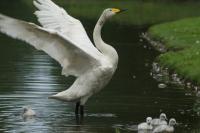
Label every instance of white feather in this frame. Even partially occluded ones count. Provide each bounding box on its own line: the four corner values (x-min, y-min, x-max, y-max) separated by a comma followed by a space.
0, 14, 101, 77
33, 0, 99, 56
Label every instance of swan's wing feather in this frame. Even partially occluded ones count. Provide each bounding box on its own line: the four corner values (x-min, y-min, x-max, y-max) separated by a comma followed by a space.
0, 14, 100, 77
33, 0, 100, 57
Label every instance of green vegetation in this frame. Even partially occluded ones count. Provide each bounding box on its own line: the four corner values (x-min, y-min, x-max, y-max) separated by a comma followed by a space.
149, 18, 200, 49
148, 17, 200, 83
21, 0, 200, 25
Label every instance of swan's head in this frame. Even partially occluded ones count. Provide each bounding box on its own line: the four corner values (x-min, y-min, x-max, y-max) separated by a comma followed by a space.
103, 8, 126, 19
160, 113, 167, 121
146, 117, 152, 125
169, 118, 176, 126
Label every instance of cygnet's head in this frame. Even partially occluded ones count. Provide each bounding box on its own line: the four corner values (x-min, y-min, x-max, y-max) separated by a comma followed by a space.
169, 118, 176, 126
146, 117, 152, 125
102, 8, 126, 20
160, 113, 167, 120
23, 106, 30, 113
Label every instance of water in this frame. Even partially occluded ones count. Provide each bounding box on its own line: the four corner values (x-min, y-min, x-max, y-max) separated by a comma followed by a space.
0, 1, 200, 133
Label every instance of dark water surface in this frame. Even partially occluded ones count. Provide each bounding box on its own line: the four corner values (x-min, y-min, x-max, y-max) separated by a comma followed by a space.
0, 1, 200, 133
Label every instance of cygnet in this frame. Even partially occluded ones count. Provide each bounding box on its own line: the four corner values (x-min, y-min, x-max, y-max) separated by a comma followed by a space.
151, 113, 167, 127
138, 117, 153, 130
153, 118, 176, 133
22, 106, 36, 118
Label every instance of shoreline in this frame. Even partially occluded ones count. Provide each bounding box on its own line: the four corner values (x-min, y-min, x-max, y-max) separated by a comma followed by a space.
143, 17, 200, 88
141, 33, 167, 53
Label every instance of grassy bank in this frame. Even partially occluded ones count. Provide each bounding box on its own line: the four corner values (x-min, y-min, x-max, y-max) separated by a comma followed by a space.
20, 0, 200, 25
148, 17, 200, 83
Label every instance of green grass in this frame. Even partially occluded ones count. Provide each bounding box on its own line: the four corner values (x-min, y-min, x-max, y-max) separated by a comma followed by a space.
21, 0, 200, 25
159, 47, 200, 83
149, 17, 200, 49
148, 17, 200, 83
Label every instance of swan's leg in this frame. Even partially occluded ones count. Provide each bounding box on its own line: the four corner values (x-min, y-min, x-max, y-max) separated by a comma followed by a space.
79, 95, 90, 116
75, 102, 80, 115
80, 105, 84, 116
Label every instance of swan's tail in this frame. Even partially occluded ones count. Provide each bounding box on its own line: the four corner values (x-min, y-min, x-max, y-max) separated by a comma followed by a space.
48, 90, 81, 102
48, 95, 64, 100
48, 96, 67, 102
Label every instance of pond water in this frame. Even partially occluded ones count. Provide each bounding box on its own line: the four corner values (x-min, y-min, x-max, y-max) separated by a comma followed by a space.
0, 1, 200, 133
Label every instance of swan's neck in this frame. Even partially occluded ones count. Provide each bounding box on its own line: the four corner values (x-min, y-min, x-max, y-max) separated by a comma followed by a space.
93, 13, 118, 67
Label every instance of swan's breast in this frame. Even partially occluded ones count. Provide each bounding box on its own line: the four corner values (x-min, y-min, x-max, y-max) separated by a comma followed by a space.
75, 65, 115, 95
91, 65, 115, 92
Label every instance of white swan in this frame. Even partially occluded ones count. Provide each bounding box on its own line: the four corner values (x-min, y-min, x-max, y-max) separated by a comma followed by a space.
151, 113, 167, 127
153, 118, 176, 133
138, 117, 153, 131
0, 0, 125, 116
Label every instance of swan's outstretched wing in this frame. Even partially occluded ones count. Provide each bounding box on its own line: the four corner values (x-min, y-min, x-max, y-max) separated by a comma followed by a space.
0, 14, 101, 77
33, 0, 100, 56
